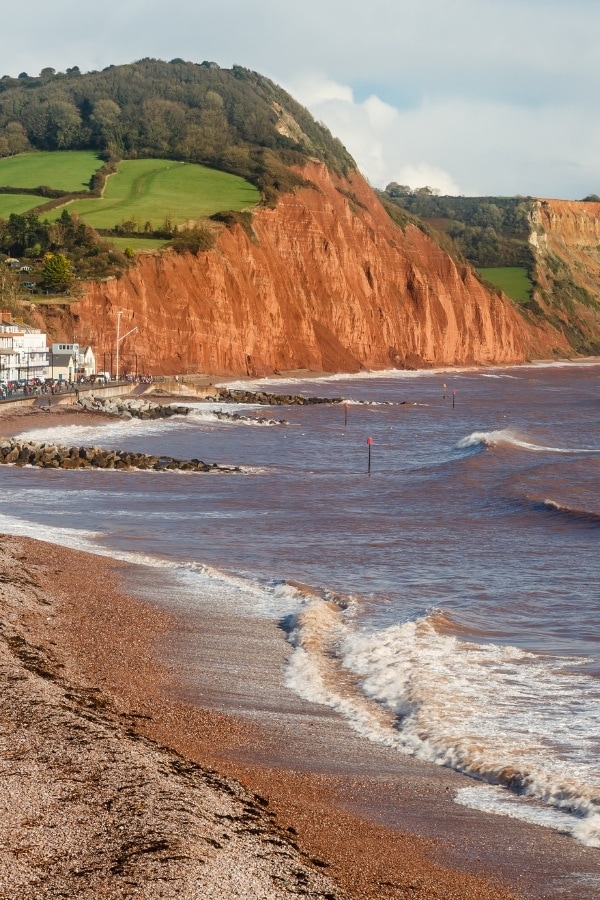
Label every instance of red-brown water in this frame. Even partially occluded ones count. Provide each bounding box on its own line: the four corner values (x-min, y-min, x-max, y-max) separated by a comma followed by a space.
4, 361, 600, 850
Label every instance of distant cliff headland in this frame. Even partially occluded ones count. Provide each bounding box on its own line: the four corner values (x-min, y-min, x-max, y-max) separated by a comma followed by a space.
0, 58, 598, 374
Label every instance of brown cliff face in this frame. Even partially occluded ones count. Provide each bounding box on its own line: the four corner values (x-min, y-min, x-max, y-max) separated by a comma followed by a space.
61, 163, 563, 377
529, 200, 600, 352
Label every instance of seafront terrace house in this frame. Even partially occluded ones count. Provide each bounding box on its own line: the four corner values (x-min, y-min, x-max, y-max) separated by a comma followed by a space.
78, 345, 96, 379
49, 343, 96, 382
0, 309, 48, 383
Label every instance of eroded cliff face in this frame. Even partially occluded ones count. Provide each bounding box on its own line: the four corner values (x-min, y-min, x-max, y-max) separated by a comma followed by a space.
529, 199, 600, 352
60, 163, 566, 376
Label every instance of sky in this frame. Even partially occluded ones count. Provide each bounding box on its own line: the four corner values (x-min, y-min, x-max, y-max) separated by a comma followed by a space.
4, 0, 600, 198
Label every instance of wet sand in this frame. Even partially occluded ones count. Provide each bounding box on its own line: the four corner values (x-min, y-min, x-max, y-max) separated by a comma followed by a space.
2, 400, 600, 898
0, 399, 117, 436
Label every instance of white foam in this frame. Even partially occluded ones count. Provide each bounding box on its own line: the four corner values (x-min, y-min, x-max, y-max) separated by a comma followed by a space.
15, 416, 185, 445
457, 428, 599, 454
185, 405, 287, 426
284, 605, 600, 847
456, 786, 600, 848
220, 360, 600, 392
0, 509, 313, 618
479, 373, 519, 379
455, 785, 596, 839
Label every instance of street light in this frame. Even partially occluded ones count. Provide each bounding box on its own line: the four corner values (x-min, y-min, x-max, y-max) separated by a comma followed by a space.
115, 310, 138, 382
115, 311, 122, 381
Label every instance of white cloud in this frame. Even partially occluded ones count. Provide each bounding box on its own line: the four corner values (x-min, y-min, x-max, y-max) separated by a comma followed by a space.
289, 76, 464, 193
288, 73, 600, 198
288, 75, 353, 107
362, 96, 397, 130
393, 165, 461, 197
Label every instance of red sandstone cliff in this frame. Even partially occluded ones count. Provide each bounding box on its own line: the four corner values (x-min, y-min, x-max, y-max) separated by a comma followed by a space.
528, 200, 600, 351
59, 163, 566, 377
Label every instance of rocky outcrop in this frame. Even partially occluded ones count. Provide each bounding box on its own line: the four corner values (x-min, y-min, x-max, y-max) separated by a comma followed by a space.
0, 438, 240, 473
55, 162, 565, 378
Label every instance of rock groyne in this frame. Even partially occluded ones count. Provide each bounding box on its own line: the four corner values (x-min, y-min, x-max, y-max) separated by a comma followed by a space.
0, 438, 240, 473
78, 396, 191, 419
207, 388, 342, 406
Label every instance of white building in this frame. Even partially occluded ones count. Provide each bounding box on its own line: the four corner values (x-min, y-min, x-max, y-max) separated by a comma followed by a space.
78, 346, 96, 379
49, 343, 96, 381
0, 309, 47, 383
0, 311, 98, 385
49, 343, 78, 382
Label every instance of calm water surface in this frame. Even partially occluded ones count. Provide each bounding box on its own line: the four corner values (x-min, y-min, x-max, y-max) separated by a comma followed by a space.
2, 362, 599, 847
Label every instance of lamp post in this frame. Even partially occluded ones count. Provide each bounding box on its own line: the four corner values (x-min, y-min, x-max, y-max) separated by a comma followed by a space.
115, 311, 138, 383
115, 311, 122, 382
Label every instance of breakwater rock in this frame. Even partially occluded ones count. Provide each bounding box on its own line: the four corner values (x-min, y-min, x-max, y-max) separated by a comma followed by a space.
208, 388, 342, 406
78, 396, 191, 419
0, 438, 240, 474
212, 409, 289, 425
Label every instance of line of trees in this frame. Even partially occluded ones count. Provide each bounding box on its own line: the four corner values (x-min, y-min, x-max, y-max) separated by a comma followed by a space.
380, 185, 534, 268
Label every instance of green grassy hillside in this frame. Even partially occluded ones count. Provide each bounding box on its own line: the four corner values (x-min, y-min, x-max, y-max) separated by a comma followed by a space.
0, 194, 46, 217
477, 267, 533, 304
65, 159, 260, 230
0, 151, 103, 192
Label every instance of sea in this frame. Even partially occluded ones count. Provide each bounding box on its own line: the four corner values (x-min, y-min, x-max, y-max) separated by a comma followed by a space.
2, 361, 599, 851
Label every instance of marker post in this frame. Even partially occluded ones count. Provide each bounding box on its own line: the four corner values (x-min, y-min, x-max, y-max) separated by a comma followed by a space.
367, 436, 373, 475
344, 401, 348, 428
452, 390, 456, 409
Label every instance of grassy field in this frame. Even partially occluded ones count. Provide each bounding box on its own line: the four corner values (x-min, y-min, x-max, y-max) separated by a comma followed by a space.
0, 194, 46, 217
0, 151, 103, 192
66, 159, 260, 230
108, 236, 169, 252
477, 266, 533, 303
29, 296, 78, 306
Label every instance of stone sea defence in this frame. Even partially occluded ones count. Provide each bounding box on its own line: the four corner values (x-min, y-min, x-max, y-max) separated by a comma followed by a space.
0, 438, 240, 473
80, 394, 291, 423
211, 409, 289, 425
78, 396, 192, 419
207, 388, 343, 406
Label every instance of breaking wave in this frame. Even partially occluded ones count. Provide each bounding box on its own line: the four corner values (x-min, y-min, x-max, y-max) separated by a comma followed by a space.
284, 602, 600, 847
535, 498, 600, 528
457, 429, 600, 455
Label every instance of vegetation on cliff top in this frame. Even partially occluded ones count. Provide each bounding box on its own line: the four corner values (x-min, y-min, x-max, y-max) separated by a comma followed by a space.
64, 157, 260, 229
0, 59, 355, 202
380, 185, 533, 270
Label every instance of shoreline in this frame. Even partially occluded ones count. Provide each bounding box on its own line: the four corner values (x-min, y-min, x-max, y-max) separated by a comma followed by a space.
0, 401, 118, 436
2, 390, 600, 897
0, 536, 345, 899
0, 537, 600, 900
0, 535, 520, 899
